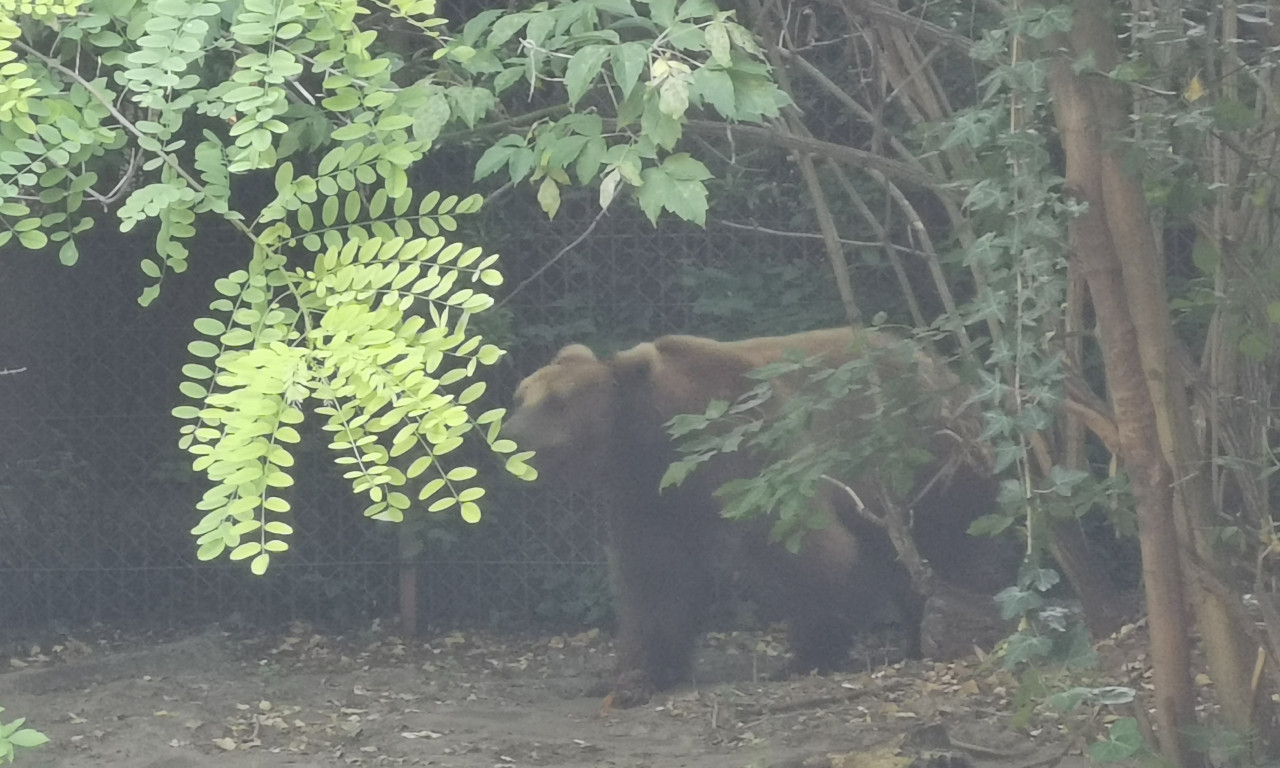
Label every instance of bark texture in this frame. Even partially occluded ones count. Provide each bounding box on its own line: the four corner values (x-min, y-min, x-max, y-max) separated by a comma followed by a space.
1046, 5, 1200, 762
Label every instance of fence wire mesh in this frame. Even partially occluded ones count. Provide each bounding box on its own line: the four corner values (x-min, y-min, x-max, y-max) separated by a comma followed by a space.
0, 182, 839, 635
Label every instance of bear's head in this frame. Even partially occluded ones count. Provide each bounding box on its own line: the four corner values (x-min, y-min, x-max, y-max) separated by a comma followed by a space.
501, 344, 625, 481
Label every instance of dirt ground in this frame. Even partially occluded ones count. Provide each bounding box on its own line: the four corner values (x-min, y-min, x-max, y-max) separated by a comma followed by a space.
3, 624, 1094, 768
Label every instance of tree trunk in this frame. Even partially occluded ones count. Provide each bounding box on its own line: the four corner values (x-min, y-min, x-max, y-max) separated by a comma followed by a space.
1046, 7, 1200, 762
1059, 0, 1271, 754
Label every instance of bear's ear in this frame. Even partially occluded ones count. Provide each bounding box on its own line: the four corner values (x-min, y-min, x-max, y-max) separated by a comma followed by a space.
611, 342, 659, 387
553, 344, 597, 364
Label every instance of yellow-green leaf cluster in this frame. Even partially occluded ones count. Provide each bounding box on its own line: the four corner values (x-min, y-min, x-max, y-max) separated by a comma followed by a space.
7, 0, 533, 578
174, 186, 534, 574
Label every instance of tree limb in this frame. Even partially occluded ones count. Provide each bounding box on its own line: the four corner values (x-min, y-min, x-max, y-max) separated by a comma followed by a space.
833, 0, 976, 55
683, 119, 942, 189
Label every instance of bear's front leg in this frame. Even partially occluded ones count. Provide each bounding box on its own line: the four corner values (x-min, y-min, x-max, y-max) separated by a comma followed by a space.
604, 518, 714, 707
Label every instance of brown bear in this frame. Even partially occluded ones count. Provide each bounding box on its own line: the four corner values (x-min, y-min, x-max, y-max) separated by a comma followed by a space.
500, 327, 1012, 706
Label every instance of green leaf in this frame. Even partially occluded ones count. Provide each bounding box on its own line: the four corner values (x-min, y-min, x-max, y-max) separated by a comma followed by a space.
331, 122, 371, 141
413, 93, 451, 146
8, 727, 49, 748
407, 455, 433, 478
18, 229, 48, 249
637, 163, 709, 225
475, 144, 514, 180
419, 477, 446, 500
538, 177, 561, 218
428, 496, 457, 512
493, 66, 525, 95
59, 239, 80, 265
188, 340, 221, 358
1191, 238, 1220, 275
447, 86, 494, 128
727, 69, 787, 121
575, 137, 608, 184
640, 96, 682, 149
565, 45, 609, 106
197, 540, 226, 561
658, 73, 690, 118
458, 381, 487, 404
611, 42, 648, 100
274, 161, 294, 191
648, 0, 676, 26
322, 89, 361, 112
193, 317, 225, 336
692, 67, 735, 118
489, 11, 530, 46
1088, 718, 1142, 763
446, 466, 478, 481
525, 11, 555, 47
659, 152, 711, 180
222, 328, 255, 346
705, 21, 730, 66
508, 148, 536, 184
675, 0, 716, 19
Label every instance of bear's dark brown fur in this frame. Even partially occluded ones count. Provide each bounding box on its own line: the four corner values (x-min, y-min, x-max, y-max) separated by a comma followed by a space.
501, 327, 1012, 706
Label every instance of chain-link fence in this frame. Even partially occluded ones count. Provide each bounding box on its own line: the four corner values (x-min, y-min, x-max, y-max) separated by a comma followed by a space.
0, 176, 846, 635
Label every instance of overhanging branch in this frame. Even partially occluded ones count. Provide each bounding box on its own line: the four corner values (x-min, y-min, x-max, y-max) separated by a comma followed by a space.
834, 0, 976, 55
439, 107, 943, 192
683, 119, 942, 189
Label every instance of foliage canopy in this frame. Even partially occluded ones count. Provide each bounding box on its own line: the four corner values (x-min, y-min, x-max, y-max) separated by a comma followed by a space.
3, 0, 540, 573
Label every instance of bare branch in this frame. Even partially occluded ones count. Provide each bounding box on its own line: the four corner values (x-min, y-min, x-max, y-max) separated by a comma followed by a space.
712, 218, 928, 252
683, 119, 942, 190
497, 202, 612, 308
834, 0, 976, 55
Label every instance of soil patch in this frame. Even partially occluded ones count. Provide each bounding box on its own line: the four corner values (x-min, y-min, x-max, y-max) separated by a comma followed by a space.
4, 624, 1093, 767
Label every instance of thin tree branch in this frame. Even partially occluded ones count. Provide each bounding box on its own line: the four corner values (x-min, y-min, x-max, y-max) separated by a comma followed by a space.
793, 148, 861, 324
17, 40, 210, 202
756, 13, 863, 325
711, 218, 912, 250
835, 0, 976, 55
782, 48, 927, 170
436, 103, 573, 145
496, 202, 611, 308
437, 105, 942, 191
682, 119, 941, 189
828, 164, 928, 328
